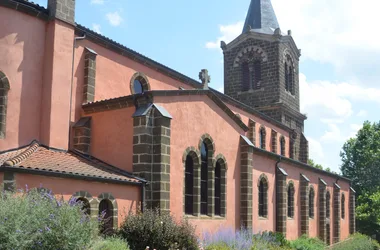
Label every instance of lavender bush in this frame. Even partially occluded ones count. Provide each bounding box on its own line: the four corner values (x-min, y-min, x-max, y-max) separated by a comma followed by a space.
0, 187, 99, 250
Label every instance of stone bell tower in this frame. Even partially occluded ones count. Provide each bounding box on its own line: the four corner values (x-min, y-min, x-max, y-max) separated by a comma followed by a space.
222, 0, 308, 163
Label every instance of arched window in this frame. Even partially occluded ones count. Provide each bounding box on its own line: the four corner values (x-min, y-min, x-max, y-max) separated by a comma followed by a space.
280, 136, 285, 156
287, 182, 295, 218
184, 155, 194, 215
0, 71, 10, 139
326, 191, 331, 219
214, 161, 221, 216
309, 186, 315, 218
99, 199, 113, 235
258, 175, 268, 218
130, 72, 150, 94
284, 55, 294, 95
242, 62, 250, 91
252, 60, 261, 89
341, 194, 345, 219
259, 127, 266, 150
200, 142, 208, 215
77, 197, 91, 216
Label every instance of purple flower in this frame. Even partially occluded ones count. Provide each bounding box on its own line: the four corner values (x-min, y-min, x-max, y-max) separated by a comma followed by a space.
45, 226, 51, 232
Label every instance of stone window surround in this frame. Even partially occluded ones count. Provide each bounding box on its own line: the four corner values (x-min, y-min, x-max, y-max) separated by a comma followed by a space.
259, 126, 266, 150
258, 173, 269, 219
130, 72, 151, 94
182, 136, 227, 219
283, 50, 296, 96
279, 135, 286, 156
98, 192, 118, 232
0, 71, 10, 139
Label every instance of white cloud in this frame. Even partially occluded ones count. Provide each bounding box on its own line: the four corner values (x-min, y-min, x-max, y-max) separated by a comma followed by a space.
106, 11, 123, 26
271, 0, 380, 81
92, 24, 101, 34
321, 124, 342, 143
300, 73, 380, 120
205, 22, 244, 49
357, 110, 368, 117
91, 0, 104, 4
307, 137, 324, 159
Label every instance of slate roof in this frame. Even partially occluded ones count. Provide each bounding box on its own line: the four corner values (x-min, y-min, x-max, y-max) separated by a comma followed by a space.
0, 141, 144, 184
242, 0, 280, 34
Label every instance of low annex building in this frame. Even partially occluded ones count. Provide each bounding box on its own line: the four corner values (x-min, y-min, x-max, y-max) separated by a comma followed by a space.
0, 0, 355, 243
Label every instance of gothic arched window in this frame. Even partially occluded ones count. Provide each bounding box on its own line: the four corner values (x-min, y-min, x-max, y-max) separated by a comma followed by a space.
287, 182, 295, 218
0, 71, 10, 139
77, 197, 91, 216
184, 155, 194, 215
258, 175, 268, 218
309, 186, 315, 218
280, 136, 286, 156
200, 142, 208, 215
259, 126, 266, 150
252, 60, 261, 89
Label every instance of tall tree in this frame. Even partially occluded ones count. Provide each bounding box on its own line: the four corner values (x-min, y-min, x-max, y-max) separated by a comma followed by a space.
340, 121, 380, 195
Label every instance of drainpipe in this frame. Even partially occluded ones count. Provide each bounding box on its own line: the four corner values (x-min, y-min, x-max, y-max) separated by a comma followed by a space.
68, 34, 86, 150
141, 182, 148, 213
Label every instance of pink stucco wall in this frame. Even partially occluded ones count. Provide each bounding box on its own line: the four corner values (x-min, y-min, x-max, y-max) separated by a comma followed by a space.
15, 173, 140, 226
0, 8, 45, 150
156, 95, 245, 233
89, 107, 134, 172
227, 104, 291, 157
40, 20, 74, 150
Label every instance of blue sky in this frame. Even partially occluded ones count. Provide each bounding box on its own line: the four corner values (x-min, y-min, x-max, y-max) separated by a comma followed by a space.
34, 0, 380, 173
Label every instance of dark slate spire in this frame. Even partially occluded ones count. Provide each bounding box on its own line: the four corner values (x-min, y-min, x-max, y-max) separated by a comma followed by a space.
242, 0, 280, 34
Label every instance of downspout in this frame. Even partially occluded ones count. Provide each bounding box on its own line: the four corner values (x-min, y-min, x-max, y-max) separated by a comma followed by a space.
68, 34, 86, 150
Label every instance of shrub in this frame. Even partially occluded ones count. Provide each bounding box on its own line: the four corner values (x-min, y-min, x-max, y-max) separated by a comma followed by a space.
202, 228, 289, 250
290, 235, 326, 250
89, 237, 130, 250
118, 209, 199, 250
0, 188, 99, 250
331, 233, 380, 250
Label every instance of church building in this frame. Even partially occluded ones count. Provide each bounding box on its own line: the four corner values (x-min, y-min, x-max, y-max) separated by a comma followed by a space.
0, 0, 354, 244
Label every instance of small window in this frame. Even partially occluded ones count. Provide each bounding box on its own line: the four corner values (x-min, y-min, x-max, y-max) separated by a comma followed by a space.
133, 79, 144, 94
0, 71, 10, 139
309, 187, 315, 218
326, 191, 331, 218
130, 72, 150, 94
258, 176, 268, 218
77, 197, 91, 216
288, 183, 295, 218
252, 60, 261, 89
284, 55, 295, 95
99, 199, 113, 235
259, 127, 266, 150
280, 136, 285, 156
184, 155, 194, 215
200, 142, 208, 215
215, 162, 221, 216
242, 62, 250, 91
341, 194, 345, 219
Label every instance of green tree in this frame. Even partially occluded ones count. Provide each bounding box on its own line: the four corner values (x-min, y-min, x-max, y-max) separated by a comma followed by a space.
340, 121, 380, 195
308, 159, 324, 170
355, 190, 380, 240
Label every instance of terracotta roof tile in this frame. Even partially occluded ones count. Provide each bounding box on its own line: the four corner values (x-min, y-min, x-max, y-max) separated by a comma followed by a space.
0, 142, 143, 184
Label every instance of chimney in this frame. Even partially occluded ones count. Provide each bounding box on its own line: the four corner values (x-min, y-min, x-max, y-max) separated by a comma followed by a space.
47, 0, 76, 24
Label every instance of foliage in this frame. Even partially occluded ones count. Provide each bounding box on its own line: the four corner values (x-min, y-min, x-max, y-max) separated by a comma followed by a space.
340, 121, 380, 196
355, 190, 380, 240
0, 188, 99, 250
118, 208, 199, 250
331, 233, 380, 250
308, 159, 324, 170
202, 229, 290, 250
89, 237, 130, 250
289, 235, 326, 250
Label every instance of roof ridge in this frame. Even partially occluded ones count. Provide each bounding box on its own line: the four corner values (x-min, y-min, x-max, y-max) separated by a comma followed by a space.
4, 141, 40, 166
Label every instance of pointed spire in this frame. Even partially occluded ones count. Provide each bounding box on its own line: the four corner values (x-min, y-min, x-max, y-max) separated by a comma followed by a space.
242, 0, 280, 34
